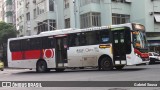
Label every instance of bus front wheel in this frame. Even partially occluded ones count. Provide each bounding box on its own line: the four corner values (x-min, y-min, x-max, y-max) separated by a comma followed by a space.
36, 60, 47, 73
100, 57, 113, 71
115, 65, 124, 70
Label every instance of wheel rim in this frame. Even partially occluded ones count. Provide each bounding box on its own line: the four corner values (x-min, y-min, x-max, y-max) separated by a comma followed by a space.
38, 61, 46, 72
40, 63, 45, 70
100, 57, 113, 70
103, 60, 110, 68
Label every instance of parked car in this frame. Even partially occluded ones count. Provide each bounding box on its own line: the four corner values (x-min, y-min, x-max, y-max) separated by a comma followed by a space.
0, 60, 4, 71
149, 52, 160, 64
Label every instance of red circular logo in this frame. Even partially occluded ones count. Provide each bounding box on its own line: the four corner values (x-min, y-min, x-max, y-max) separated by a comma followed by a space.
44, 49, 54, 58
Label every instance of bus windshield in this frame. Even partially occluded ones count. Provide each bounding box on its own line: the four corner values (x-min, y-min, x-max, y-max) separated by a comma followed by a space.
132, 31, 148, 51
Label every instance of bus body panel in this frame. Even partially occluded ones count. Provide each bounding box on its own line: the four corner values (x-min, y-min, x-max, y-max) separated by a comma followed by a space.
7, 45, 57, 69
126, 46, 143, 65
7, 23, 149, 70
67, 45, 112, 67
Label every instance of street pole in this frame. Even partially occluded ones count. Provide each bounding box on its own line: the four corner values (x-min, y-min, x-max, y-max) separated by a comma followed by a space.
73, 0, 76, 28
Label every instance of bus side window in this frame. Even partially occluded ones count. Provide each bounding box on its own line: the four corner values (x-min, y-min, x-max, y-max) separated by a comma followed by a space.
30, 38, 42, 50
21, 39, 30, 51
85, 31, 98, 45
69, 33, 80, 47
81, 32, 87, 45
99, 30, 110, 44
10, 40, 21, 52
42, 36, 55, 49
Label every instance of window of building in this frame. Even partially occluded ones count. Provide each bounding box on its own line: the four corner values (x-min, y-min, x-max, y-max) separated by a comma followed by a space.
37, 1, 45, 15
49, 19, 56, 30
37, 20, 56, 34
64, 0, 69, 8
26, 12, 30, 21
33, 9, 36, 19
154, 14, 160, 23
112, 0, 131, 3
65, 18, 70, 28
80, 0, 100, 6
38, 20, 48, 34
80, 12, 101, 28
112, 13, 130, 24
6, 0, 12, 5
49, 0, 54, 11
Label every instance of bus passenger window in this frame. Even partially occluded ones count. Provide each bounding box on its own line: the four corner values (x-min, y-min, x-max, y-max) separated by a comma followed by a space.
99, 30, 110, 44
81, 33, 87, 45
102, 37, 109, 43
21, 39, 30, 51
10, 40, 21, 52
68, 33, 80, 47
42, 36, 55, 49
85, 31, 98, 45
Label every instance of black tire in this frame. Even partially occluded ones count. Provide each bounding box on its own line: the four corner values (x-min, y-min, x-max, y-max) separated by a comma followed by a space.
55, 68, 65, 72
149, 58, 155, 64
36, 60, 47, 73
79, 67, 84, 69
100, 57, 113, 71
46, 68, 51, 72
115, 65, 124, 70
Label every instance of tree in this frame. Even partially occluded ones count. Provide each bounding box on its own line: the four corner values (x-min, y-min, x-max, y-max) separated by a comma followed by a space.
0, 22, 17, 66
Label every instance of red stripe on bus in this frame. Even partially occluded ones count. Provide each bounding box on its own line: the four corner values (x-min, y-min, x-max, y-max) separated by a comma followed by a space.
12, 52, 23, 60
24, 50, 42, 59
12, 50, 43, 60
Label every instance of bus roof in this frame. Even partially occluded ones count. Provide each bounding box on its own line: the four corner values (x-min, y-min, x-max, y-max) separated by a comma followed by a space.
8, 23, 139, 41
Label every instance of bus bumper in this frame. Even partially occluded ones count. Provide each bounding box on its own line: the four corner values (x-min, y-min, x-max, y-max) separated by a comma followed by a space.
137, 59, 150, 65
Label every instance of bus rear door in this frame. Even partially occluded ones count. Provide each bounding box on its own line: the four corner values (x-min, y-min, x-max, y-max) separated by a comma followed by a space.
55, 35, 68, 68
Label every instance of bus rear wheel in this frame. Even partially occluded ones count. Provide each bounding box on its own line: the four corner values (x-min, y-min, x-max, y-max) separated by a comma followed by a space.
100, 57, 113, 71
55, 68, 65, 72
115, 65, 124, 70
36, 60, 47, 73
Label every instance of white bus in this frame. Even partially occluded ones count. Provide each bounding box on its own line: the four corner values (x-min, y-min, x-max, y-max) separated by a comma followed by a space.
7, 23, 149, 72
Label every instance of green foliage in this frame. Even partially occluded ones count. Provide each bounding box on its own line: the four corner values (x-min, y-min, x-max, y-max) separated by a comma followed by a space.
0, 22, 17, 44
0, 22, 17, 66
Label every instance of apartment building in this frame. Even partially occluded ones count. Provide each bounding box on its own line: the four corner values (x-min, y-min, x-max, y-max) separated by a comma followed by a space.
15, 0, 160, 52
1, 0, 16, 25
0, 0, 3, 21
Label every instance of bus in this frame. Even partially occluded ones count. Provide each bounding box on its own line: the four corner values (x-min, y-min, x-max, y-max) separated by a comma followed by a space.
7, 23, 149, 72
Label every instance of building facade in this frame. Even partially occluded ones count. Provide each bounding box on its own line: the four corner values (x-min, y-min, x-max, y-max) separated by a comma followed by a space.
1, 0, 16, 25
0, 0, 16, 23
15, 0, 160, 52
0, 0, 3, 21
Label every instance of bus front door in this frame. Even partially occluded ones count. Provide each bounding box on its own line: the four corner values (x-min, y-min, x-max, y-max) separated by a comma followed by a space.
112, 30, 127, 66
55, 36, 68, 68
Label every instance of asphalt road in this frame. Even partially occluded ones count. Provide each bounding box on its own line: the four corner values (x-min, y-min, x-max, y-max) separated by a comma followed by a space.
0, 63, 160, 90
